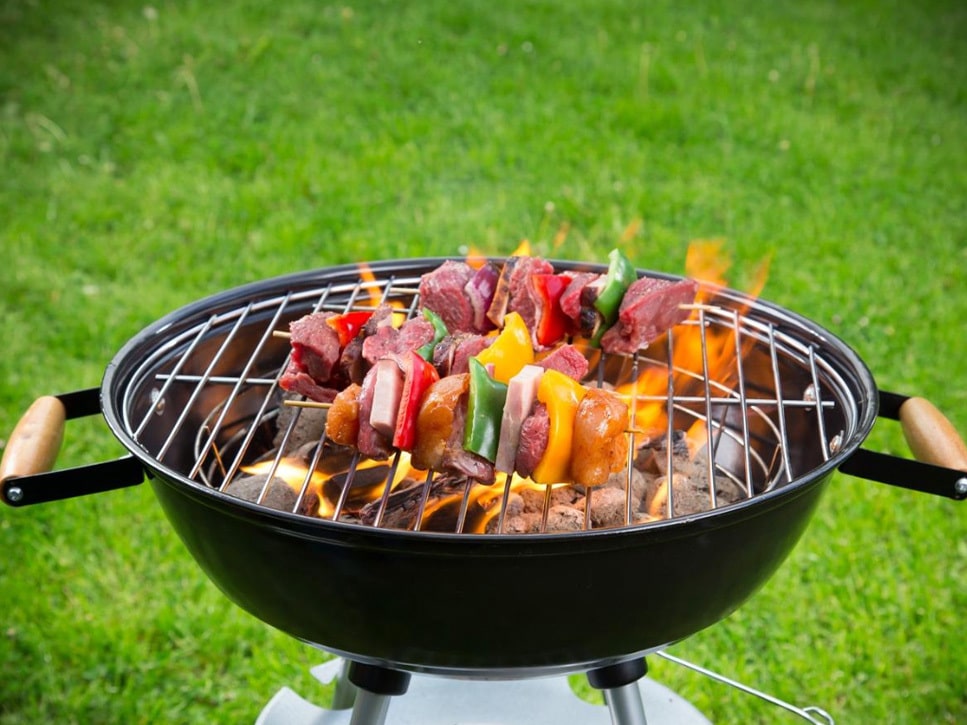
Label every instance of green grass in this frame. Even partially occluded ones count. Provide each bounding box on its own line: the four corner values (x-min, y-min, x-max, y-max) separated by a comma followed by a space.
1, 0, 965, 722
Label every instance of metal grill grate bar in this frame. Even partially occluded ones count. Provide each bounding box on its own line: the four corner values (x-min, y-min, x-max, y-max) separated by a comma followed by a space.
156, 303, 255, 462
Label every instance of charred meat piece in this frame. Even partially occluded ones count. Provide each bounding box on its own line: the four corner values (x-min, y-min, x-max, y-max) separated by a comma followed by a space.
536, 344, 589, 382
600, 277, 698, 354
338, 337, 366, 385
356, 363, 392, 460
284, 305, 397, 395
495, 364, 544, 475
445, 392, 496, 484
363, 303, 396, 334
514, 402, 550, 479
419, 260, 476, 333
507, 256, 555, 342
362, 315, 435, 366
432, 333, 492, 377
278, 364, 339, 403
448, 334, 493, 376
559, 271, 602, 336
485, 256, 517, 328
559, 272, 599, 321
486, 256, 555, 331
337, 303, 395, 384
288, 312, 342, 383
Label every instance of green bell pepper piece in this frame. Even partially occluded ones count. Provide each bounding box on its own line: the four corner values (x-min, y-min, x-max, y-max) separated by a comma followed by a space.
416, 308, 449, 361
591, 248, 637, 346
463, 357, 509, 463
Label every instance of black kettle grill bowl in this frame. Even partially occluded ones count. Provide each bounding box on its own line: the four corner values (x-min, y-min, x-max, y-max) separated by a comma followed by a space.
94, 258, 875, 676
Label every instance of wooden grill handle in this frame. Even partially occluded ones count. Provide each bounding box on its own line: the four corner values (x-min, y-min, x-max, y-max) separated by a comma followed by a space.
899, 397, 967, 472
0, 396, 67, 484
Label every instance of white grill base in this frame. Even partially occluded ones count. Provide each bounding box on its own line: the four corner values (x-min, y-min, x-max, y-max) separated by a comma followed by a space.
256, 659, 711, 725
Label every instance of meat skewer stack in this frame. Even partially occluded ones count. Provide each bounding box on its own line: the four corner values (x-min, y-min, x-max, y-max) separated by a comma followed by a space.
278, 250, 699, 489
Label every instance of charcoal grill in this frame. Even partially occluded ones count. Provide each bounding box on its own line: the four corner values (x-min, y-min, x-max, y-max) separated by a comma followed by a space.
2, 257, 964, 724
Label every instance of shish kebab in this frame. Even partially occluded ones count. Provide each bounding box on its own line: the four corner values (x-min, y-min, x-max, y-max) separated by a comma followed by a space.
278, 250, 698, 488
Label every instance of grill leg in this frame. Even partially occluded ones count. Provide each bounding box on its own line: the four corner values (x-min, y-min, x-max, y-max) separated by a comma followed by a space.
330, 659, 357, 710
587, 659, 649, 725
346, 661, 411, 725
348, 688, 391, 725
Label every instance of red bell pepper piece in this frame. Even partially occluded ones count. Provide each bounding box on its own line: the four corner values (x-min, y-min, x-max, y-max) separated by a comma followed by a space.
392, 350, 441, 451
532, 273, 572, 347
326, 310, 375, 348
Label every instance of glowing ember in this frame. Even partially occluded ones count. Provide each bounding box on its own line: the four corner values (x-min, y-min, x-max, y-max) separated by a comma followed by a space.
243, 452, 416, 519
240, 458, 331, 516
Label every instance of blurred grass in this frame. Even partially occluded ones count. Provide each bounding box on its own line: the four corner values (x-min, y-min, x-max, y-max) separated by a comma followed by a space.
1, 0, 965, 722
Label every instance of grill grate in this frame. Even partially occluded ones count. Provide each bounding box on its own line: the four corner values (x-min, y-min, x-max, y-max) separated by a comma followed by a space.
122, 263, 854, 534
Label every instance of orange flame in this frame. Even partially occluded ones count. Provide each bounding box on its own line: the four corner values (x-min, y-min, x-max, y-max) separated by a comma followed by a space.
242, 453, 415, 519
620, 218, 642, 245
241, 458, 333, 516
465, 247, 488, 270
511, 239, 532, 257
687, 239, 772, 304
357, 261, 408, 325
686, 239, 731, 290
412, 474, 559, 533
552, 222, 572, 251
357, 262, 382, 308
618, 239, 770, 445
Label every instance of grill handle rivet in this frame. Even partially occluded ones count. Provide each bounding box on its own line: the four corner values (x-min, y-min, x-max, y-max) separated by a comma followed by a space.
5, 486, 23, 503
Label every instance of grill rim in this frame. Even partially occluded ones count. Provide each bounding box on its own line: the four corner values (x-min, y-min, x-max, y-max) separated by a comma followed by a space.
99, 257, 880, 544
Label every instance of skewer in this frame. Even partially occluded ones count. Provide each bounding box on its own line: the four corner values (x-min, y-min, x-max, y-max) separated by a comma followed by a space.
679, 302, 721, 313
282, 399, 332, 409
202, 425, 227, 478
272, 330, 291, 339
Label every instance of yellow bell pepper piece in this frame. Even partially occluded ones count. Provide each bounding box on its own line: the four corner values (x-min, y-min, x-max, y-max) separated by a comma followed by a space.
474, 311, 535, 384
531, 369, 587, 484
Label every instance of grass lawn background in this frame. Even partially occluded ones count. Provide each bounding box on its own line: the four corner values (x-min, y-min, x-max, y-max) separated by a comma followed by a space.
1, 0, 964, 722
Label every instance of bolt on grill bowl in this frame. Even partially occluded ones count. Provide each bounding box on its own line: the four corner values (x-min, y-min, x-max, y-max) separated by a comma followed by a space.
2, 257, 964, 677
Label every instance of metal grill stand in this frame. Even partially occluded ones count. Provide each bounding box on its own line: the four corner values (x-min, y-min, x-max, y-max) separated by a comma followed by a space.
588, 660, 649, 725
257, 657, 710, 725
257, 654, 836, 725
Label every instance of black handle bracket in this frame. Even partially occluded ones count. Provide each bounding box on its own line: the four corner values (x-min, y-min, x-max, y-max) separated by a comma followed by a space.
2, 388, 145, 506
839, 448, 967, 500
2, 456, 145, 506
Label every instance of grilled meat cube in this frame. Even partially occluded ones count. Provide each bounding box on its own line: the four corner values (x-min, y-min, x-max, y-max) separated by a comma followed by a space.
535, 343, 589, 381
600, 277, 698, 354
514, 403, 549, 479
419, 260, 476, 333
